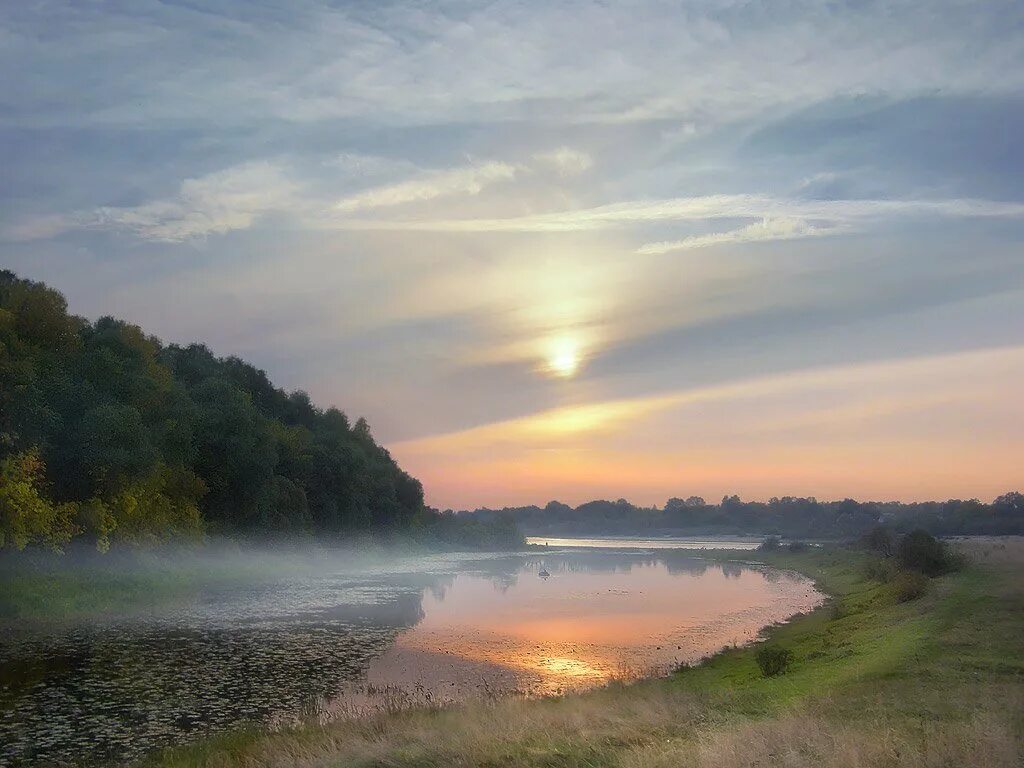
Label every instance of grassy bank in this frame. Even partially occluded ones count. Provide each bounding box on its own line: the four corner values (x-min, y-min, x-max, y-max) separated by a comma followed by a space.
144, 540, 1023, 767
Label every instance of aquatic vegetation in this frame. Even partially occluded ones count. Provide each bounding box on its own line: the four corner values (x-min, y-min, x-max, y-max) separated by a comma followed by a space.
145, 542, 1024, 768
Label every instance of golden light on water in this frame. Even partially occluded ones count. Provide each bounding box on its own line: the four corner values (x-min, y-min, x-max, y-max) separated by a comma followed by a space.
536, 656, 604, 680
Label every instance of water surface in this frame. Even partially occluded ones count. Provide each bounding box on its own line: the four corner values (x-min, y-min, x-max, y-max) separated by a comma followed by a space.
525, 535, 763, 550
0, 546, 821, 766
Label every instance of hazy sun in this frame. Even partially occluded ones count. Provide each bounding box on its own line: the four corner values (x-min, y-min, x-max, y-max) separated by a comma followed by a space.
547, 338, 581, 378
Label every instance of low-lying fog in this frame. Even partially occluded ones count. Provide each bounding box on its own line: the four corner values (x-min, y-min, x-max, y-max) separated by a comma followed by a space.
0, 540, 822, 766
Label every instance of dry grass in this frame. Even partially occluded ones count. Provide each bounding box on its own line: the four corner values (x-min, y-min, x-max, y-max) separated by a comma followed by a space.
149, 544, 1024, 768
622, 710, 1021, 768
954, 535, 1024, 567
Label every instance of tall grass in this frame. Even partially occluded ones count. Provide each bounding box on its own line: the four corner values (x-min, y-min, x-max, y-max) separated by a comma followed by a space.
147, 540, 1024, 768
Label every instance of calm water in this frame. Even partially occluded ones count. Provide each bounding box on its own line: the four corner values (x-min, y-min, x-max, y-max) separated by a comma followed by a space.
525, 536, 763, 549
0, 545, 821, 766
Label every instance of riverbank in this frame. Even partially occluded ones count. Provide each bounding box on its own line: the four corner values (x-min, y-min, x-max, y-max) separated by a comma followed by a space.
144, 540, 1023, 767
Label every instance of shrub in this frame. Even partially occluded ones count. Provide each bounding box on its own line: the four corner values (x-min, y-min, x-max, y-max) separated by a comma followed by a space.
893, 570, 928, 602
788, 540, 809, 552
898, 529, 958, 576
862, 524, 895, 556
863, 557, 896, 583
758, 536, 781, 552
755, 645, 792, 677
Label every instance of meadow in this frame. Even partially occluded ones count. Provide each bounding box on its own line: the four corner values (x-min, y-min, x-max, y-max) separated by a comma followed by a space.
143, 539, 1023, 768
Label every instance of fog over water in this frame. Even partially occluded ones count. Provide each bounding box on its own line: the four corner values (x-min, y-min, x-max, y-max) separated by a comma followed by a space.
0, 541, 822, 766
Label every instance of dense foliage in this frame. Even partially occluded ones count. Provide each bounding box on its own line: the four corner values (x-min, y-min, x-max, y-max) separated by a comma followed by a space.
465, 491, 1024, 538
0, 271, 521, 551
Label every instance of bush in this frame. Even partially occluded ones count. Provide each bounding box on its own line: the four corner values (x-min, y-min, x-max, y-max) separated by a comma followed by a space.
755, 645, 792, 677
863, 557, 896, 583
893, 570, 928, 602
788, 540, 809, 552
862, 524, 896, 556
758, 536, 781, 552
898, 529, 958, 576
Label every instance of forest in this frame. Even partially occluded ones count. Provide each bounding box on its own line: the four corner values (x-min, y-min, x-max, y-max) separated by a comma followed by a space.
465, 491, 1024, 538
0, 271, 521, 552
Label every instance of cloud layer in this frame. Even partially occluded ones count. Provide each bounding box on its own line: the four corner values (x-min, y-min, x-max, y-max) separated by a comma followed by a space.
3, 1, 1023, 507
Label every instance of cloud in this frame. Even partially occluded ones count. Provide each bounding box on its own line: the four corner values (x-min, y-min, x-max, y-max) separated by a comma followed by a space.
7, 162, 299, 242
532, 147, 593, 177
3, 2, 1022, 132
325, 194, 1024, 233
333, 162, 518, 213
637, 217, 836, 254
395, 344, 1024, 453
322, 152, 418, 178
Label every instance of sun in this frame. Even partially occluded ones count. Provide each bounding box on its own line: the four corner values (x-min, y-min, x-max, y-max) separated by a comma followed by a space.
547, 338, 580, 378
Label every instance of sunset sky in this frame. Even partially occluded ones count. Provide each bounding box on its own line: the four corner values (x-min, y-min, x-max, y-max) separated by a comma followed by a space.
3, 1, 1023, 508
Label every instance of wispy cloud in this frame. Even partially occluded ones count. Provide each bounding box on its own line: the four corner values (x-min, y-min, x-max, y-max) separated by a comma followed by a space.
4, 2, 1022, 131
532, 147, 593, 177
394, 344, 1024, 452
333, 162, 518, 213
7, 162, 299, 242
637, 217, 837, 255
326, 195, 1024, 233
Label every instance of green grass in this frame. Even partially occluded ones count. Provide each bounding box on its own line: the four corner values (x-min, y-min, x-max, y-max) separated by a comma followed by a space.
142, 540, 1024, 767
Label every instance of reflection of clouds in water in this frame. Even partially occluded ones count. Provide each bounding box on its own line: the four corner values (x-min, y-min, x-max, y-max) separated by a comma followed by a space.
376, 552, 823, 699
1, 549, 822, 766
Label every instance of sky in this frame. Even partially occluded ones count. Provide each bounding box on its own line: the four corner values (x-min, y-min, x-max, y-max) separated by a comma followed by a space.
2, 1, 1023, 509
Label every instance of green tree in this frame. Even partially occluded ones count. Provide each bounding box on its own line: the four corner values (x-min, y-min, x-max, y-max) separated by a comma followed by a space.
0, 449, 77, 551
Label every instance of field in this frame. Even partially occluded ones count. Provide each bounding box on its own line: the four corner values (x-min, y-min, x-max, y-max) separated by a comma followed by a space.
143, 539, 1024, 767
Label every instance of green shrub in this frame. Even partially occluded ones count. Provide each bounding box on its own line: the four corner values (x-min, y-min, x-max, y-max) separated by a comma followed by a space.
862, 524, 896, 556
757, 536, 781, 552
893, 570, 928, 602
863, 557, 896, 583
755, 645, 792, 677
787, 540, 809, 552
898, 529, 958, 576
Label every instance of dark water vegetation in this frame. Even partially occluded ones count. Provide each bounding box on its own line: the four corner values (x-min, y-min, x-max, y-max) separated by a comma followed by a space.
143, 538, 1024, 768
0, 545, 822, 765
0, 270, 520, 551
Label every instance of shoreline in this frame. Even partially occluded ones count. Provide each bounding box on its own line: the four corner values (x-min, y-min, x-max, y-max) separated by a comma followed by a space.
140, 540, 1024, 768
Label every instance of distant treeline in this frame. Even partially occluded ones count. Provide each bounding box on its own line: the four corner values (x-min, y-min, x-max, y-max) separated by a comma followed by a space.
0, 271, 521, 552
463, 492, 1024, 538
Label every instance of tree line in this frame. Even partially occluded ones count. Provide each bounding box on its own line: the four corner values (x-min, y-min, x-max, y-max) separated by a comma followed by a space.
464, 491, 1023, 538
0, 271, 521, 552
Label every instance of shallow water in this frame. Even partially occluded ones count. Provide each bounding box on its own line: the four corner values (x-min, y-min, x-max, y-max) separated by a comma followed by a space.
0, 546, 822, 766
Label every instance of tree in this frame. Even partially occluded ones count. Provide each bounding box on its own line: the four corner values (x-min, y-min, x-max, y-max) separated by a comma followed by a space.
0, 449, 77, 551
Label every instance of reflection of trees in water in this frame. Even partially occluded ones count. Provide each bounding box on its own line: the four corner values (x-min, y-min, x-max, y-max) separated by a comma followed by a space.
658, 552, 713, 577
487, 571, 520, 592
1, 554, 789, 766
720, 561, 744, 579
458, 556, 523, 592
425, 578, 453, 603
503, 551, 749, 580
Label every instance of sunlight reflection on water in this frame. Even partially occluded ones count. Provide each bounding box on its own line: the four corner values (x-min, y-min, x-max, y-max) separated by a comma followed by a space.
0, 547, 821, 766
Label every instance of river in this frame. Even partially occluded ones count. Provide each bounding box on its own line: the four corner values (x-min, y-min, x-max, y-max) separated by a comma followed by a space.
0, 539, 822, 766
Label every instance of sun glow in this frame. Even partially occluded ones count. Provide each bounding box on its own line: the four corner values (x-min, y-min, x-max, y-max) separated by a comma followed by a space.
547, 337, 581, 378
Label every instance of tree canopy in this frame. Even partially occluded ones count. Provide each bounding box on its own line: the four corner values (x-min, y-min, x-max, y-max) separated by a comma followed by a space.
0, 270, 520, 551
465, 491, 1023, 538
